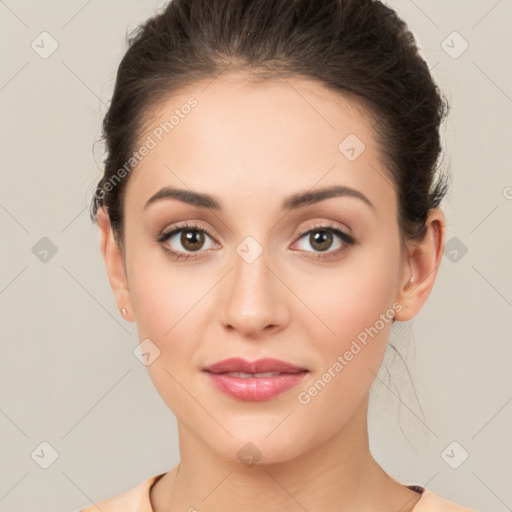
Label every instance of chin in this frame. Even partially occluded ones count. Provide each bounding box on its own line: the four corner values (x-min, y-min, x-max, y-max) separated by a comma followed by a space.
196, 420, 318, 467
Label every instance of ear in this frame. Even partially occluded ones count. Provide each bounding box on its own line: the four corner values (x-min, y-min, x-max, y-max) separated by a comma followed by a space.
394, 208, 446, 322
97, 207, 134, 322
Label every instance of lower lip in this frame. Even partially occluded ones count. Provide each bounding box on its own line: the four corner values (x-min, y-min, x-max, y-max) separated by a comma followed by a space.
204, 371, 308, 401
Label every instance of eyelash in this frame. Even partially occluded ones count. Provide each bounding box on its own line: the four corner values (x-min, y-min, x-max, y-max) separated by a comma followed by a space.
156, 222, 356, 262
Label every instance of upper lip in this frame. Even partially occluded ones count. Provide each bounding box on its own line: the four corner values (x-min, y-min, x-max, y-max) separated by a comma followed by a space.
202, 357, 308, 374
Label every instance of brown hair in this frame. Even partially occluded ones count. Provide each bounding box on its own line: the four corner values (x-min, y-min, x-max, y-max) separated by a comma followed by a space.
90, 0, 449, 249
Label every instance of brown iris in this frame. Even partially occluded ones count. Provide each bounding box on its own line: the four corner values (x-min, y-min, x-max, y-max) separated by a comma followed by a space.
309, 230, 333, 252
181, 229, 205, 251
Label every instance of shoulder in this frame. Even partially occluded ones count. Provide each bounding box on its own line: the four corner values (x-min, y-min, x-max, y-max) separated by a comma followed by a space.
412, 488, 476, 512
75, 473, 165, 512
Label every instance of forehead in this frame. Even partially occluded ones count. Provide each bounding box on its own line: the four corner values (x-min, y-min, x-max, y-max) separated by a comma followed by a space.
124, 72, 395, 217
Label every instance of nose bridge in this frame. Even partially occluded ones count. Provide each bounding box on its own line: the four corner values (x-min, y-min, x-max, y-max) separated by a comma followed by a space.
226, 205, 275, 287
231, 233, 275, 303
218, 231, 286, 333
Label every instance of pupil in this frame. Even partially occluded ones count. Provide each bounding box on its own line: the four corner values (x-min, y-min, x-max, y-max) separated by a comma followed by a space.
182, 230, 204, 251
312, 230, 332, 252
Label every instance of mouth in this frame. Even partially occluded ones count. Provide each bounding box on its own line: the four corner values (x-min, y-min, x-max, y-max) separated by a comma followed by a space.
202, 357, 308, 374
215, 371, 300, 378
202, 357, 309, 401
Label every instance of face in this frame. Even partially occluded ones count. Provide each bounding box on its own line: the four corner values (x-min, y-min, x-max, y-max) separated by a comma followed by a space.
111, 72, 419, 464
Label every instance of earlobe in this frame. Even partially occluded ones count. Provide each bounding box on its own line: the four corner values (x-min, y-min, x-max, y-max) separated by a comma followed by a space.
394, 208, 445, 322
97, 208, 134, 322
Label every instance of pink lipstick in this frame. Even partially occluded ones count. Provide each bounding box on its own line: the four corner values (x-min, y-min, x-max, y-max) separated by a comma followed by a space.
202, 357, 309, 401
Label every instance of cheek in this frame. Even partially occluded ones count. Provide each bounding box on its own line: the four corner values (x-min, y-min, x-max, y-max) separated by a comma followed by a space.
126, 248, 214, 404
292, 235, 401, 413
132, 274, 201, 419
304, 236, 401, 351
292, 299, 395, 449
324, 273, 396, 350
127, 239, 204, 338
129, 266, 206, 378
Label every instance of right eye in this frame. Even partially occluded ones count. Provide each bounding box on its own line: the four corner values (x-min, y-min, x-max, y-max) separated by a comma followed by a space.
157, 223, 218, 260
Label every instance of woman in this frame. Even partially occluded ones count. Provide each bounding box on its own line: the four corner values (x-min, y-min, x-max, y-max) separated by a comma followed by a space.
80, 0, 475, 510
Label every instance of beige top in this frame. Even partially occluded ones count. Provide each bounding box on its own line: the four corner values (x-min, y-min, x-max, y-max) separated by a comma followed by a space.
76, 473, 476, 512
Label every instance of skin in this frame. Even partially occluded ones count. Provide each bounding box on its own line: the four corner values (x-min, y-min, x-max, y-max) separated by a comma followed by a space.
98, 72, 445, 512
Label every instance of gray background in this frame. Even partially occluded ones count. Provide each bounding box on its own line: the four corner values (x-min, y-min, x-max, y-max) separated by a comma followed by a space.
0, 1, 511, 511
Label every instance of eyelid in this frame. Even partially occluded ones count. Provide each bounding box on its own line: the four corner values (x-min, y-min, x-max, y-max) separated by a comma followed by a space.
295, 222, 355, 243
156, 220, 356, 260
157, 222, 353, 244
156, 222, 218, 245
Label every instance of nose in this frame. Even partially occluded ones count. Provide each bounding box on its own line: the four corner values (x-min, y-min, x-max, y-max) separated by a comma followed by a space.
217, 243, 290, 338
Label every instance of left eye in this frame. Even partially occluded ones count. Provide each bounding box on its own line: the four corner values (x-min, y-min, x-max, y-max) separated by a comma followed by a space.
293, 225, 354, 255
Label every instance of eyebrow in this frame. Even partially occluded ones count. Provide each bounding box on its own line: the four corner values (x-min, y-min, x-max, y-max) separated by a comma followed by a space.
144, 184, 375, 213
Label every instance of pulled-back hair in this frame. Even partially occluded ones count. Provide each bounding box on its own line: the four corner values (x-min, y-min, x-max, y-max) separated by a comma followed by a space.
90, 0, 449, 247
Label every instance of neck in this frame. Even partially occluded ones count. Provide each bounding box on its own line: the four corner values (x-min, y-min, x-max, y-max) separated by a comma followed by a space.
150, 395, 421, 512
